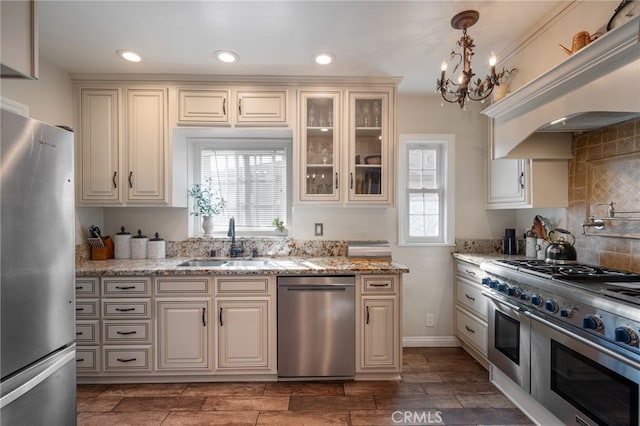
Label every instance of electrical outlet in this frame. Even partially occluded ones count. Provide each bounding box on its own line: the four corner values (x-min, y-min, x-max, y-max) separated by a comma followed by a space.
314, 223, 323, 236
426, 313, 435, 327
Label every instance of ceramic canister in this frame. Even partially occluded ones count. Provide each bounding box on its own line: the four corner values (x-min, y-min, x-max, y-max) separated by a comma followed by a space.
114, 226, 132, 259
131, 229, 148, 259
526, 237, 537, 258
147, 232, 165, 259
536, 238, 548, 260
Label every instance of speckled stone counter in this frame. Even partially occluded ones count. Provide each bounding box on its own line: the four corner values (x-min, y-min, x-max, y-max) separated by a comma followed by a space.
76, 256, 410, 277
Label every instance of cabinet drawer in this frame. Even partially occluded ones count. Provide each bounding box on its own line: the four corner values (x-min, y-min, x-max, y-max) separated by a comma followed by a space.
455, 280, 488, 320
76, 347, 100, 372
102, 277, 151, 297
76, 320, 99, 345
455, 261, 483, 284
103, 320, 152, 344
456, 308, 488, 355
216, 277, 270, 294
362, 275, 396, 293
155, 277, 210, 295
76, 299, 99, 319
76, 277, 99, 297
102, 299, 151, 318
103, 346, 152, 372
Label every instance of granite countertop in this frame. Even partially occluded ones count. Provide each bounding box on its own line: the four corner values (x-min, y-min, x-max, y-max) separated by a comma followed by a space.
76, 256, 410, 277
453, 252, 528, 266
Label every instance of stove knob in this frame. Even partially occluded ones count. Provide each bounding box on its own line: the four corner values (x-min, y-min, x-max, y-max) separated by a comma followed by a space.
614, 327, 639, 347
520, 293, 529, 301
560, 307, 574, 318
489, 280, 498, 289
582, 315, 603, 331
497, 283, 507, 293
507, 287, 519, 297
481, 277, 490, 286
531, 294, 543, 307
544, 299, 559, 313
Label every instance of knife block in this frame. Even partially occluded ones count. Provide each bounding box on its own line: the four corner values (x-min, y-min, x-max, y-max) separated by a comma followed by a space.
91, 236, 114, 260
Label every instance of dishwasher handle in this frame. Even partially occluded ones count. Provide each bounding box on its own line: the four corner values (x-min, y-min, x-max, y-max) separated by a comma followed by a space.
280, 285, 350, 291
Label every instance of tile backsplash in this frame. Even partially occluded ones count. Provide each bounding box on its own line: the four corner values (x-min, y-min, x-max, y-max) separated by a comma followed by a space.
569, 118, 640, 272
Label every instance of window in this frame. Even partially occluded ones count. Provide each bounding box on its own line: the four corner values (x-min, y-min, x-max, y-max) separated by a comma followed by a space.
189, 135, 292, 236
398, 134, 454, 245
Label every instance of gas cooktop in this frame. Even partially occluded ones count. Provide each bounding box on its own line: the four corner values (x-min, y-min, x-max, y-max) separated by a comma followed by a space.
494, 259, 640, 282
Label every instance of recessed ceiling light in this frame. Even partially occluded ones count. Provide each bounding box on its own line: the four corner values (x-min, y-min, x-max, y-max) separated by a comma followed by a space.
314, 53, 335, 65
214, 50, 239, 63
116, 49, 142, 63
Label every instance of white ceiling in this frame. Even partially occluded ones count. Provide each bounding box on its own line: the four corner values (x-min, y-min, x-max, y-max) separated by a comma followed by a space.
38, 1, 564, 93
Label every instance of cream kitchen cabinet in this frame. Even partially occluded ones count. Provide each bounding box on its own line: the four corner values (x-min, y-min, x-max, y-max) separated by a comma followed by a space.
214, 276, 276, 374
75, 277, 100, 374
357, 274, 401, 378
298, 88, 395, 205
177, 87, 288, 126
0, 0, 37, 79
155, 277, 212, 372
486, 119, 568, 209
75, 85, 169, 206
454, 259, 489, 367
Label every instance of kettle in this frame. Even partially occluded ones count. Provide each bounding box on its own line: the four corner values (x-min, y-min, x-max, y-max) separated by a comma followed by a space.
559, 31, 597, 55
545, 228, 577, 264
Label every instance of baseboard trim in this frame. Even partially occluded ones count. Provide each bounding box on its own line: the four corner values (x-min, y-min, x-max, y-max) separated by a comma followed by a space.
402, 336, 461, 347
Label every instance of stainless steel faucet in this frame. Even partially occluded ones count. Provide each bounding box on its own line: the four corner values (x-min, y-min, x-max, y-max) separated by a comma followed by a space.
228, 217, 244, 257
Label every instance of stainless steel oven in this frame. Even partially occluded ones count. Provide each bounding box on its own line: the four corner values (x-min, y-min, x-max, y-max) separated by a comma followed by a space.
530, 312, 640, 426
484, 290, 530, 392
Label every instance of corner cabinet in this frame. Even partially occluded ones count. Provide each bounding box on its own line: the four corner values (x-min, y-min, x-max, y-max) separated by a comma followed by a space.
486, 118, 568, 209
75, 85, 169, 206
297, 88, 395, 205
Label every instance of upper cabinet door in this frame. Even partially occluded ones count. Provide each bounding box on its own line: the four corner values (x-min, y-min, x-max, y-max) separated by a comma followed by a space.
299, 91, 341, 202
177, 89, 229, 124
126, 88, 168, 204
0, 0, 38, 79
78, 87, 122, 204
236, 90, 287, 125
348, 92, 391, 204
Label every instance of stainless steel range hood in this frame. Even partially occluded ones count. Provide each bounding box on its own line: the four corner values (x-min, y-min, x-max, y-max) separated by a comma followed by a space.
483, 15, 640, 159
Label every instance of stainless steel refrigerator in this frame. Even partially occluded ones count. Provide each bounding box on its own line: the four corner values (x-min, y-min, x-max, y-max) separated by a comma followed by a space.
0, 108, 77, 424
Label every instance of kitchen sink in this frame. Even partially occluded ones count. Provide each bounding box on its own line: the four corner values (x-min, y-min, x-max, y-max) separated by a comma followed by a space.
177, 259, 229, 267
223, 259, 272, 267
176, 259, 275, 268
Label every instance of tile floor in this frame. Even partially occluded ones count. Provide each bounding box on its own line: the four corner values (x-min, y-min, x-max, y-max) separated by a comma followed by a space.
77, 347, 533, 425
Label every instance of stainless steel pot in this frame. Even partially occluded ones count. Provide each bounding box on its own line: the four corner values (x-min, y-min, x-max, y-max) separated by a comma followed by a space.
545, 228, 577, 264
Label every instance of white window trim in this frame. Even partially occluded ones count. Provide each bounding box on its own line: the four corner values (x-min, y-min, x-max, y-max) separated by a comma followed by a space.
397, 134, 455, 246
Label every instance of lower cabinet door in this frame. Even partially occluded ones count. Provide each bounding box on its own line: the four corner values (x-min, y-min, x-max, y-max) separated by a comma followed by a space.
216, 298, 269, 370
156, 299, 210, 370
361, 296, 398, 369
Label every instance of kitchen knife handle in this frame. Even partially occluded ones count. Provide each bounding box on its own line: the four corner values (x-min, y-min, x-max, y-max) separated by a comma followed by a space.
128, 171, 133, 188
219, 307, 223, 326
335, 173, 339, 189
112, 171, 118, 189
202, 307, 207, 327
366, 306, 370, 324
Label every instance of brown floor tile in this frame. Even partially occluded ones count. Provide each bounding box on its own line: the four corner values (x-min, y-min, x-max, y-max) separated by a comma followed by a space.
350, 409, 445, 425
100, 383, 187, 397
344, 381, 425, 396
76, 396, 123, 412
438, 408, 533, 425
264, 381, 345, 396
437, 370, 490, 382
374, 394, 463, 410
77, 411, 168, 426
455, 394, 516, 408
112, 396, 205, 412
410, 361, 487, 374
399, 372, 443, 383
201, 395, 290, 411
421, 381, 500, 395
183, 382, 266, 396
257, 410, 349, 425
289, 395, 375, 411
77, 384, 111, 398
162, 410, 258, 425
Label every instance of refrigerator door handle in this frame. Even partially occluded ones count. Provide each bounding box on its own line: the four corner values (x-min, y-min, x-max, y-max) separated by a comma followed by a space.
0, 345, 75, 409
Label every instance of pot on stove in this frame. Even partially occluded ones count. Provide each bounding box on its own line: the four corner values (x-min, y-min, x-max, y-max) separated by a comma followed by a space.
545, 228, 577, 264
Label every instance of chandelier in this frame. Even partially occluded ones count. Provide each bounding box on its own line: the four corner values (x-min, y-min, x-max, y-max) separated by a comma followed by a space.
436, 10, 498, 109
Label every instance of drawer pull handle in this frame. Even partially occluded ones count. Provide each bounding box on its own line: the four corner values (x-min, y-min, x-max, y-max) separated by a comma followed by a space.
76, 331, 83, 336
115, 285, 136, 290
115, 307, 136, 312
464, 269, 476, 276
370, 283, 388, 287
465, 325, 476, 334
76, 358, 85, 362
116, 357, 137, 363
219, 307, 223, 326
75, 286, 83, 290
116, 331, 137, 335
366, 306, 370, 325
76, 307, 84, 312
465, 294, 476, 301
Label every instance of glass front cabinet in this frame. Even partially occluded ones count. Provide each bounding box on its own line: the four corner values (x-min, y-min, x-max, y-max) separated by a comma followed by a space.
298, 89, 392, 205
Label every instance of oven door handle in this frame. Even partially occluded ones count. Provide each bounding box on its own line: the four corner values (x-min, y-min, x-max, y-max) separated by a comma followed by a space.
482, 291, 524, 312
525, 311, 640, 371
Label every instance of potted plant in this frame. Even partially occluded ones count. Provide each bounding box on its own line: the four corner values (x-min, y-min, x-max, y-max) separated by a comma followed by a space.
272, 217, 287, 235
188, 179, 227, 237
492, 67, 517, 101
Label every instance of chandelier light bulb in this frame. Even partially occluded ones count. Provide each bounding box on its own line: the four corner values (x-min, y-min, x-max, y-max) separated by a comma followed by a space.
441, 60, 448, 72
489, 52, 497, 67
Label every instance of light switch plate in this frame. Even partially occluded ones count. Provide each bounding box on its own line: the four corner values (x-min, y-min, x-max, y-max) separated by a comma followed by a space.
314, 223, 323, 236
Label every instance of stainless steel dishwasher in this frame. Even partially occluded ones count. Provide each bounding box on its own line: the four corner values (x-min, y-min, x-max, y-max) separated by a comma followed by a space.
277, 275, 355, 380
